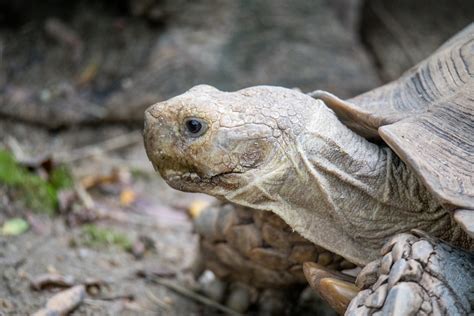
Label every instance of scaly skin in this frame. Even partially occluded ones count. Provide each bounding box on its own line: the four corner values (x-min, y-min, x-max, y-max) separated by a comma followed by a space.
194, 202, 356, 288
347, 231, 474, 315
193, 202, 357, 314
143, 85, 471, 266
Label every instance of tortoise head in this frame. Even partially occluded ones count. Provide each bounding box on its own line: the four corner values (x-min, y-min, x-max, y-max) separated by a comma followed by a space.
144, 85, 308, 197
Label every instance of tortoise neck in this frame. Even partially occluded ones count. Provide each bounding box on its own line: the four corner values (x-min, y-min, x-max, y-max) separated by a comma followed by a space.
293, 115, 467, 264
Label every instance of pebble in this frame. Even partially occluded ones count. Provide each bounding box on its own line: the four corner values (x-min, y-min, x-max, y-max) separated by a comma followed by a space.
198, 270, 226, 302
225, 283, 251, 313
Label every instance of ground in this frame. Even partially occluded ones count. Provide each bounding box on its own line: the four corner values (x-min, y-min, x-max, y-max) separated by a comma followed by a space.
0, 124, 214, 315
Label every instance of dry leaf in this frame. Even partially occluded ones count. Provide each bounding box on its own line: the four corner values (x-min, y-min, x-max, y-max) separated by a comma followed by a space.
33, 285, 86, 316
30, 273, 76, 290
1, 218, 29, 236
120, 188, 136, 206
188, 200, 211, 219
80, 173, 119, 190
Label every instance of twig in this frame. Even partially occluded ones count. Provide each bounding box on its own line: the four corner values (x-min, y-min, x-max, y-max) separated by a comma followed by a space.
145, 289, 172, 311
5, 136, 27, 161
94, 294, 135, 301
83, 298, 155, 313
97, 208, 190, 228
44, 18, 83, 62
55, 131, 142, 163
74, 182, 95, 209
146, 276, 243, 316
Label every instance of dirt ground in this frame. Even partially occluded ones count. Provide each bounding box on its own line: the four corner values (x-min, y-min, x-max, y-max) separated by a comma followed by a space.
0, 123, 211, 315
0, 0, 472, 315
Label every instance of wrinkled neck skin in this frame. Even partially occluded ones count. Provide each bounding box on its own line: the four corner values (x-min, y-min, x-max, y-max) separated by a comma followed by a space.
224, 101, 466, 266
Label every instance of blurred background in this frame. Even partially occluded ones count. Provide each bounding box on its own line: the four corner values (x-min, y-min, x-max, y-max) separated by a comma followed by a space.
0, 0, 472, 314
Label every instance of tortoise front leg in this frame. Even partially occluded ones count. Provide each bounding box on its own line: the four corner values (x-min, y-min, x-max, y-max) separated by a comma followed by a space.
346, 231, 474, 315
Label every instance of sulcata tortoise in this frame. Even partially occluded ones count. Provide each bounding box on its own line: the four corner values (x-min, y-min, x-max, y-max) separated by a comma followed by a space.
144, 23, 474, 315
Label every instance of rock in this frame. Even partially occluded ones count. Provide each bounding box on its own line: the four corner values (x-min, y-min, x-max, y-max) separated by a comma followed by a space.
32, 285, 86, 316
225, 283, 252, 313
198, 270, 227, 302
361, 0, 474, 81
0, 0, 379, 128
258, 289, 292, 316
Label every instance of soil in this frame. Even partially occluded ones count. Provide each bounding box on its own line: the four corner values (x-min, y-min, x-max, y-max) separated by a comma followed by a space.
0, 123, 214, 315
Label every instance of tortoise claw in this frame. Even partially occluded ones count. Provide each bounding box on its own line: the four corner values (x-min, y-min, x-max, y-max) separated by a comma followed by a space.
303, 262, 358, 314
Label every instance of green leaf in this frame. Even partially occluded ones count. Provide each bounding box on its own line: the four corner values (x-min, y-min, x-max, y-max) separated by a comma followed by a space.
0, 150, 22, 185
0, 149, 74, 215
1, 218, 29, 236
81, 224, 132, 250
49, 166, 74, 190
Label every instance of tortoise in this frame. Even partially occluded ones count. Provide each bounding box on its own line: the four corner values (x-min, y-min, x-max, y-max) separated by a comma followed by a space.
143, 23, 474, 315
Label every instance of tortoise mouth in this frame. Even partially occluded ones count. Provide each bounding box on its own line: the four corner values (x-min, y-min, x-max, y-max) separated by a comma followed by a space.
157, 166, 244, 194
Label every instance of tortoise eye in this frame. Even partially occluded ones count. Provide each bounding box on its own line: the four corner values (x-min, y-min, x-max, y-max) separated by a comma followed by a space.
184, 117, 208, 137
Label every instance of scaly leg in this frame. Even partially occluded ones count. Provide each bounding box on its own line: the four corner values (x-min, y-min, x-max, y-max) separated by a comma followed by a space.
346, 231, 473, 315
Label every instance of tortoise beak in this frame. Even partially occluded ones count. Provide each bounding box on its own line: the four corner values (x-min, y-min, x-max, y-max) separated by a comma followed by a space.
143, 106, 175, 174
143, 109, 158, 160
